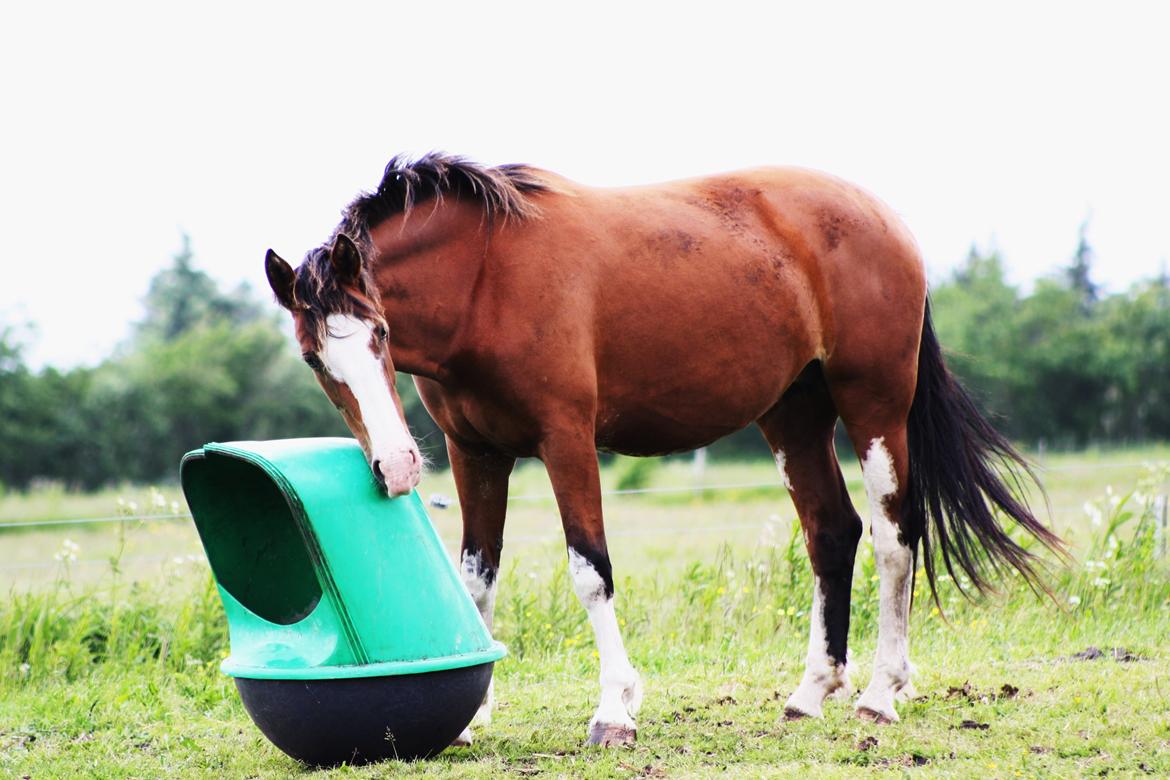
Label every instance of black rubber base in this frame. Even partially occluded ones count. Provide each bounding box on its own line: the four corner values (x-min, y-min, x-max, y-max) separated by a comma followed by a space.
235, 662, 493, 766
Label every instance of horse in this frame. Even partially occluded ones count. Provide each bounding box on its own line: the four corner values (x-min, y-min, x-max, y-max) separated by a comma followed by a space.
263, 153, 1061, 747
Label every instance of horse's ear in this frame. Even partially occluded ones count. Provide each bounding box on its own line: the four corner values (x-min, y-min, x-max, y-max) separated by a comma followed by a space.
265, 249, 297, 310
330, 234, 362, 284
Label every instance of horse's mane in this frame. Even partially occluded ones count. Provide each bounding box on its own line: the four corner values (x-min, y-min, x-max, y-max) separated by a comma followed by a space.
292, 153, 549, 345
335, 152, 550, 249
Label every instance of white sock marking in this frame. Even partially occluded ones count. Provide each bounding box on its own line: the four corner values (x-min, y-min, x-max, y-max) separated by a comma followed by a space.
785, 576, 851, 717
460, 550, 498, 725
568, 549, 642, 732
856, 436, 913, 721
774, 449, 794, 491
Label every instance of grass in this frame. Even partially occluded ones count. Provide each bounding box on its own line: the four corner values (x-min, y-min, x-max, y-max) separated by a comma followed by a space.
1, 449, 1169, 777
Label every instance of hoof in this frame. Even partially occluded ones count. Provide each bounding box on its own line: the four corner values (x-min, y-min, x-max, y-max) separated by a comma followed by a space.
857, 706, 897, 725
783, 706, 811, 721
450, 727, 474, 747
587, 722, 636, 747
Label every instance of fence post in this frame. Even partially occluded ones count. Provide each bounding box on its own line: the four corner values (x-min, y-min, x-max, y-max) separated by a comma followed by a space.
1156, 494, 1168, 560
692, 446, 708, 485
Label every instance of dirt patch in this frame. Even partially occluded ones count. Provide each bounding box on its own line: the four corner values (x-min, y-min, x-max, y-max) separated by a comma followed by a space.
1067, 646, 1143, 662
943, 681, 1024, 704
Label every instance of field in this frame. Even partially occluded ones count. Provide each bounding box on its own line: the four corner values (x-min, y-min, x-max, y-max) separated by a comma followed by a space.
2, 446, 1169, 778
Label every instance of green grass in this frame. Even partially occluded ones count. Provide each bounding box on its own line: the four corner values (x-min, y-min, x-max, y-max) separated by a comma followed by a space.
2, 451, 1169, 778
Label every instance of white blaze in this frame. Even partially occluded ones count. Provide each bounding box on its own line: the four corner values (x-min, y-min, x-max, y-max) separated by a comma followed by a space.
320, 313, 415, 462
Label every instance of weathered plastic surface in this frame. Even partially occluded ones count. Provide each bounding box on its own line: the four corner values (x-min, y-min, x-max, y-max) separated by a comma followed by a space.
180, 437, 505, 681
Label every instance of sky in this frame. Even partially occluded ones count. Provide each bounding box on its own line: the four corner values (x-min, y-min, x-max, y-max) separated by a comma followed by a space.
2, 1, 1168, 368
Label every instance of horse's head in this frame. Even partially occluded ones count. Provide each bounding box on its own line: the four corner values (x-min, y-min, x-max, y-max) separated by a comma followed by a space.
264, 234, 422, 496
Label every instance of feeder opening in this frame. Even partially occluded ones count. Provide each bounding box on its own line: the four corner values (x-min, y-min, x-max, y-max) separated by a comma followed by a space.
183, 453, 322, 625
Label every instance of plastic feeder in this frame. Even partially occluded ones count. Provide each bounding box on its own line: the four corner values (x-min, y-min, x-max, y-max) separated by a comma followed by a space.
180, 438, 504, 766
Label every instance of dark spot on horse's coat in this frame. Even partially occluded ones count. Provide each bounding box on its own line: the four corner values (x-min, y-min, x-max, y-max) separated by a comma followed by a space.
818, 211, 847, 251
382, 282, 412, 301
647, 229, 701, 260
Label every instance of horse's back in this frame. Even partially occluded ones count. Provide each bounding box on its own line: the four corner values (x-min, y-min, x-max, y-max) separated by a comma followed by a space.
469, 166, 927, 455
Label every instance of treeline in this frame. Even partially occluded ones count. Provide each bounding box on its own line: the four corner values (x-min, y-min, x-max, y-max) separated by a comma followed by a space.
0, 239, 437, 491
1, 233, 1168, 490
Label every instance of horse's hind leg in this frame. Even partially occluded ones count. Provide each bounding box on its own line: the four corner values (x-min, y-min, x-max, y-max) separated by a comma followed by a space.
829, 371, 919, 723
757, 362, 863, 719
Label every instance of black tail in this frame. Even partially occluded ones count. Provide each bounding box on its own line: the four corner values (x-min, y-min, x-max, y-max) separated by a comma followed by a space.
906, 301, 1064, 604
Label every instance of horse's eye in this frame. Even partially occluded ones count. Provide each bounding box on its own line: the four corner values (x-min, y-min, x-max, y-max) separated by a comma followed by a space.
302, 352, 324, 371
374, 324, 388, 343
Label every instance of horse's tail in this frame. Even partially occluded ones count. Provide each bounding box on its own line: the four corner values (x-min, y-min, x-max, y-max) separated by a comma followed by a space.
905, 300, 1064, 604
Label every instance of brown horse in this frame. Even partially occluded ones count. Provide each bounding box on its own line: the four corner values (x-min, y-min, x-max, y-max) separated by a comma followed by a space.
264, 154, 1060, 746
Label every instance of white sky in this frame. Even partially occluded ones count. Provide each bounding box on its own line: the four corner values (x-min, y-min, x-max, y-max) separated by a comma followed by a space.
2, 1, 1167, 368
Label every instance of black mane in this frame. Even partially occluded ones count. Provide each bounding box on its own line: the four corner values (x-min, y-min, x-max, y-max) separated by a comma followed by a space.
336, 152, 549, 247
290, 153, 549, 344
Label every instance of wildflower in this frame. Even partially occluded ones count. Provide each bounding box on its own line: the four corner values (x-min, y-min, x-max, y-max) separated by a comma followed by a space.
1068, 595, 1081, 606
54, 538, 80, 563
1083, 502, 1103, 526
170, 501, 182, 514
150, 488, 167, 510
716, 586, 726, 595
19, 663, 30, 676
1092, 577, 1110, 588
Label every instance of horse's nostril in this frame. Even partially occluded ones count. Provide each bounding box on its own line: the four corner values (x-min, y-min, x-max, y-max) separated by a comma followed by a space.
407, 449, 419, 466
371, 460, 387, 484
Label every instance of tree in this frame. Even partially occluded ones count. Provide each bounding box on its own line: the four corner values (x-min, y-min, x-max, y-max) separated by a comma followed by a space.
1066, 217, 1099, 311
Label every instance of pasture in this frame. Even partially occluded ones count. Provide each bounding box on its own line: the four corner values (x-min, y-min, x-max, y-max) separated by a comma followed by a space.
2, 446, 1169, 778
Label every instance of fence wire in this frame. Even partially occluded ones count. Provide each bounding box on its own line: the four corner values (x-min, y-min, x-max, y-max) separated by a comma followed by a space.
1, 458, 1165, 573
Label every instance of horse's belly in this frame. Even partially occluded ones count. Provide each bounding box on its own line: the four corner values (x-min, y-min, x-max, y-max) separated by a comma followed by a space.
594, 360, 793, 456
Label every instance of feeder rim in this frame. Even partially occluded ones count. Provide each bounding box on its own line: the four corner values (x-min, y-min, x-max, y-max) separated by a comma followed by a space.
221, 640, 506, 680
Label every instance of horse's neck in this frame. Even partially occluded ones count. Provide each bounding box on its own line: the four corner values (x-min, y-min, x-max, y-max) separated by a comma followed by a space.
367, 202, 488, 381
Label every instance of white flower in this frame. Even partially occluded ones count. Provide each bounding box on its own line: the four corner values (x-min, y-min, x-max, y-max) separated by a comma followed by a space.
170, 501, 181, 514
19, 663, 30, 676
1068, 595, 1082, 606
1092, 577, 1111, 588
1083, 502, 1103, 526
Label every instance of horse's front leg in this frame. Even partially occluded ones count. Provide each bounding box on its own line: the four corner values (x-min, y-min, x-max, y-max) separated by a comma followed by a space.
448, 437, 515, 745
540, 428, 642, 746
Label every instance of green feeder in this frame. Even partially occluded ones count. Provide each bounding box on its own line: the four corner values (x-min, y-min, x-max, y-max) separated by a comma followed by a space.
180, 437, 504, 766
